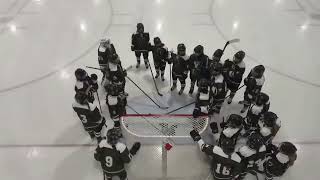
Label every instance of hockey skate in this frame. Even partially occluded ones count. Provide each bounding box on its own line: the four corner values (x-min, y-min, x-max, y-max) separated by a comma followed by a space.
136, 62, 140, 68
189, 87, 194, 95
161, 75, 165, 81
155, 72, 160, 79
227, 97, 233, 104
171, 84, 177, 91
144, 60, 149, 69
178, 88, 184, 95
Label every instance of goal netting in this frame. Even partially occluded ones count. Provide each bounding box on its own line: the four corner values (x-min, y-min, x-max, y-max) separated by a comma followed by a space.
121, 114, 212, 180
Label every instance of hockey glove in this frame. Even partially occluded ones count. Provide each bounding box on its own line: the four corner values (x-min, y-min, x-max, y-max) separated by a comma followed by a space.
131, 45, 135, 51
210, 122, 219, 134
130, 142, 141, 156
190, 130, 201, 142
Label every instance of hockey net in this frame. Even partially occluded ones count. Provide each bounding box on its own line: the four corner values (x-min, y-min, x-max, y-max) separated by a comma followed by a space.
121, 114, 211, 180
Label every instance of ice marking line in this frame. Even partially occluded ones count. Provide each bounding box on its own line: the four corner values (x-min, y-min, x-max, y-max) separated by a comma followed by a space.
210, 0, 320, 88
0, 0, 114, 94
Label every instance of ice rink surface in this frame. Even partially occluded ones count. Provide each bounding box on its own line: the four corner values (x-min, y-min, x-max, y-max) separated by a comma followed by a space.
0, 0, 319, 179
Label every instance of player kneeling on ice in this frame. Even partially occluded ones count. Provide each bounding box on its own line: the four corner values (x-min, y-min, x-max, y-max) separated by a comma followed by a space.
106, 84, 127, 136
72, 93, 106, 142
74, 68, 98, 103
210, 114, 244, 148
236, 132, 267, 180
94, 129, 141, 180
258, 111, 281, 147
193, 79, 211, 118
168, 43, 189, 94
244, 92, 270, 131
150, 37, 170, 81
240, 65, 265, 113
263, 142, 297, 180
209, 63, 227, 114
190, 129, 244, 180
222, 51, 246, 104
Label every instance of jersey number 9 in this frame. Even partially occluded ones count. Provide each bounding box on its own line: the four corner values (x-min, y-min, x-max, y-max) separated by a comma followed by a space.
105, 156, 113, 167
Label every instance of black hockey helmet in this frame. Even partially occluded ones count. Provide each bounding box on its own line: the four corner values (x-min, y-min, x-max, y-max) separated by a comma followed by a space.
100, 38, 110, 46
75, 92, 88, 105
252, 65, 265, 78
137, 23, 144, 33
233, 50, 245, 63
212, 49, 223, 60
247, 132, 264, 151
194, 45, 204, 55
226, 114, 243, 128
75, 68, 87, 81
279, 142, 297, 156
90, 73, 98, 83
211, 62, 223, 76
220, 137, 235, 155
107, 128, 121, 145
177, 43, 186, 56
153, 37, 162, 46
261, 111, 278, 127
256, 92, 269, 106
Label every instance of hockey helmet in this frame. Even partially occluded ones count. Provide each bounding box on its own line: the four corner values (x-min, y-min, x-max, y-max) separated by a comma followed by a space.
233, 50, 245, 63
256, 92, 269, 106
194, 45, 204, 55
107, 128, 121, 145
100, 38, 110, 46
212, 49, 223, 60
247, 132, 264, 151
75, 92, 88, 105
75, 68, 87, 81
90, 73, 98, 83
177, 43, 186, 56
261, 111, 278, 128
153, 37, 162, 46
220, 137, 235, 155
211, 62, 223, 76
252, 65, 265, 78
279, 142, 297, 156
137, 23, 144, 33
226, 114, 243, 128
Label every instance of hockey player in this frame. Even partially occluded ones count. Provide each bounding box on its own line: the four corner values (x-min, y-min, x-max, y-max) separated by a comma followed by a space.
150, 37, 170, 81
94, 128, 141, 180
223, 51, 246, 104
263, 142, 297, 180
74, 68, 96, 103
188, 45, 210, 94
258, 111, 281, 147
98, 38, 116, 72
209, 63, 227, 114
131, 23, 150, 69
212, 49, 224, 64
190, 129, 244, 180
102, 53, 127, 94
72, 93, 105, 142
245, 92, 270, 131
240, 65, 265, 113
236, 132, 267, 180
106, 84, 127, 136
169, 43, 189, 94
210, 114, 244, 148
193, 79, 211, 118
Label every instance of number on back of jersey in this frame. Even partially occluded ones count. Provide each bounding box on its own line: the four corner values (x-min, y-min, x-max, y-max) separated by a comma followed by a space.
105, 156, 113, 167
215, 163, 231, 176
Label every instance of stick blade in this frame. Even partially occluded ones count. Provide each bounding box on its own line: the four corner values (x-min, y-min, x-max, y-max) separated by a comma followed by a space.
228, 38, 240, 44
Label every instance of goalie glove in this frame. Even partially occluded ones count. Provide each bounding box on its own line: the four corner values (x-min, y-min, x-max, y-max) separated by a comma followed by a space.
130, 142, 141, 156
210, 122, 219, 134
190, 130, 201, 142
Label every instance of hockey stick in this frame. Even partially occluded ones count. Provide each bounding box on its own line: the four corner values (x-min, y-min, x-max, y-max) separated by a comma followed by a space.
148, 62, 163, 96
166, 84, 245, 114
126, 76, 169, 109
96, 91, 103, 113
222, 38, 240, 53
169, 63, 172, 87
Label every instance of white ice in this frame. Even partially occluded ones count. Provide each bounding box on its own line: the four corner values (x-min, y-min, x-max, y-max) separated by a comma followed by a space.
0, 0, 319, 179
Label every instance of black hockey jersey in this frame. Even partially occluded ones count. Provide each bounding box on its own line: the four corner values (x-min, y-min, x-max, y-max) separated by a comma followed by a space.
198, 140, 243, 180
210, 74, 227, 100
94, 140, 131, 174
238, 145, 267, 175
189, 54, 210, 80
151, 44, 169, 62
223, 60, 245, 84
246, 103, 270, 129
264, 151, 291, 177
72, 102, 102, 129
169, 53, 189, 75
98, 44, 116, 68
131, 32, 150, 50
